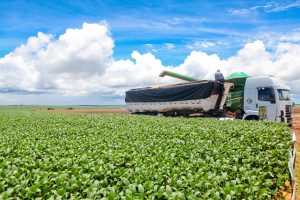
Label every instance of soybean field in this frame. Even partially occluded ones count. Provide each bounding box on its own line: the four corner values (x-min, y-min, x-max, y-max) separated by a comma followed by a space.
0, 110, 292, 199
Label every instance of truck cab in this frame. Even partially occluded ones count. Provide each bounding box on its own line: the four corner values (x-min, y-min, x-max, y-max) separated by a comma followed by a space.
242, 76, 292, 125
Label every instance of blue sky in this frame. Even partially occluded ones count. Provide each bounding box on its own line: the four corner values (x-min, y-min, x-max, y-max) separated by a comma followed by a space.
1, 0, 300, 65
0, 0, 300, 104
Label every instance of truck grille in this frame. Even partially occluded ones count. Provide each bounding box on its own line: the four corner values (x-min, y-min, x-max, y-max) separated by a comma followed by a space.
286, 105, 292, 124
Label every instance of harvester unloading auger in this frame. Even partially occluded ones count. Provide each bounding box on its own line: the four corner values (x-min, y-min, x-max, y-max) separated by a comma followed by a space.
159, 70, 198, 82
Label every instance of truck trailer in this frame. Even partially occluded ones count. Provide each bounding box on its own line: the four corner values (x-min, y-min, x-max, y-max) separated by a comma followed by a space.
125, 71, 292, 125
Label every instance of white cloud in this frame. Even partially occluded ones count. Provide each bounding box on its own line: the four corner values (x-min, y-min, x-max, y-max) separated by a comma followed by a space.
280, 31, 300, 42
0, 22, 300, 103
40, 22, 113, 76
265, 0, 300, 12
229, 1, 300, 15
186, 41, 216, 49
172, 40, 300, 101
224, 40, 273, 76
172, 51, 221, 80
0, 22, 114, 95
143, 43, 176, 52
166, 17, 206, 25
224, 40, 300, 81
177, 40, 300, 100
103, 51, 167, 88
144, 44, 157, 52
0, 32, 51, 91
164, 43, 176, 50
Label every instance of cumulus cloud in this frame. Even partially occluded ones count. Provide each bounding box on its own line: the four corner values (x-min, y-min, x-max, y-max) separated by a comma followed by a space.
224, 40, 300, 82
0, 22, 300, 103
39, 22, 113, 76
0, 22, 114, 95
177, 40, 300, 100
0, 32, 51, 91
177, 40, 300, 98
171, 51, 221, 80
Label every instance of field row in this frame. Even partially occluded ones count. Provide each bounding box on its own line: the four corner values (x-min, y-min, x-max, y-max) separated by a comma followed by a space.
0, 111, 292, 199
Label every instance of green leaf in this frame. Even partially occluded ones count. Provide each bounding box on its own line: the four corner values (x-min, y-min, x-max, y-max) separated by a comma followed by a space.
166, 185, 172, 193
138, 184, 144, 193
225, 194, 231, 200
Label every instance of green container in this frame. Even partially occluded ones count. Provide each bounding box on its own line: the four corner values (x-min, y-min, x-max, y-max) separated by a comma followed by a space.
225, 72, 251, 111
230, 91, 243, 99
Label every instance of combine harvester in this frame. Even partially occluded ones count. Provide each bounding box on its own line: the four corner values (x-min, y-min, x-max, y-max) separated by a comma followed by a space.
125, 70, 293, 125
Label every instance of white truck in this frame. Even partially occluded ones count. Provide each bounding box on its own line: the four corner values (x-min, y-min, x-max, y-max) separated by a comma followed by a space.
125, 71, 292, 125
242, 76, 292, 124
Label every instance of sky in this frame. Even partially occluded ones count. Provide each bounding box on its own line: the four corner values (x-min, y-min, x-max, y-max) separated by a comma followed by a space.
0, 0, 300, 105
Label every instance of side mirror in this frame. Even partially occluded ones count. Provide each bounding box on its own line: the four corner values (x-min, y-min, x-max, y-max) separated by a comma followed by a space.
270, 88, 276, 104
270, 98, 276, 104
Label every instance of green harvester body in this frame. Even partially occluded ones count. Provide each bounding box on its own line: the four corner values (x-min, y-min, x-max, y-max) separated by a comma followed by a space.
225, 72, 251, 111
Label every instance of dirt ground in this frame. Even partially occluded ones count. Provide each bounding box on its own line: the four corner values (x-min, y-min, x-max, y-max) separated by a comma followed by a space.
293, 108, 300, 200
293, 108, 300, 142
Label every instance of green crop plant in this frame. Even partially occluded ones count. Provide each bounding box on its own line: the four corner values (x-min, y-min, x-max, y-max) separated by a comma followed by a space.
0, 110, 292, 199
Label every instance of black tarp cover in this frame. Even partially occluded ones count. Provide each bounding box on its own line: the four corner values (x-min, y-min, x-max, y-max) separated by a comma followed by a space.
125, 81, 217, 102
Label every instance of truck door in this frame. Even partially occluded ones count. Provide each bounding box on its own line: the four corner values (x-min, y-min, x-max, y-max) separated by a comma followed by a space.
256, 87, 277, 121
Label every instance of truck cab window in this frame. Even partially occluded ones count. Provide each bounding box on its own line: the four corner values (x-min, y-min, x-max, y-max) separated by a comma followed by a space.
278, 89, 290, 101
258, 87, 273, 102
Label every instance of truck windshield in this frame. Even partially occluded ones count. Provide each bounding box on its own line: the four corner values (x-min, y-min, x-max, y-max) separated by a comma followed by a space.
278, 89, 290, 101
